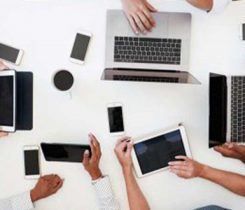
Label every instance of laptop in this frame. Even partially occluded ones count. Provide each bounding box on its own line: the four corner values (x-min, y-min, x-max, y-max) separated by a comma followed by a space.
209, 73, 245, 147
101, 10, 200, 84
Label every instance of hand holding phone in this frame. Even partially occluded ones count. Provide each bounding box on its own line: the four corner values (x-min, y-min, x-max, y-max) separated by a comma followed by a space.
24, 145, 40, 179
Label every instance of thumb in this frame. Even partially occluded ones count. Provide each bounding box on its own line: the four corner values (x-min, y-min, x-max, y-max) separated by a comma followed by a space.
126, 143, 133, 157
82, 150, 90, 165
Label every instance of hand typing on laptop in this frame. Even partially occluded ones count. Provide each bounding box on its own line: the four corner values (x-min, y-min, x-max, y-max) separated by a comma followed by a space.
121, 0, 230, 34
214, 143, 245, 164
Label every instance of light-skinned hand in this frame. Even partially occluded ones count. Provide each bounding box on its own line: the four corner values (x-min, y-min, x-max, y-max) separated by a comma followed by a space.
114, 137, 133, 171
121, 0, 157, 34
82, 133, 102, 180
30, 174, 64, 202
0, 60, 9, 137
214, 143, 245, 163
168, 156, 205, 179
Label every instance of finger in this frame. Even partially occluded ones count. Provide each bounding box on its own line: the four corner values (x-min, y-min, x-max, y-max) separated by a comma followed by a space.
0, 60, 8, 71
142, 8, 156, 27
116, 136, 131, 147
89, 133, 101, 157
114, 141, 128, 154
137, 11, 153, 31
42, 174, 56, 180
133, 13, 147, 33
89, 136, 96, 159
146, 1, 158, 12
52, 179, 63, 193
170, 169, 189, 178
125, 142, 133, 157
127, 15, 139, 34
168, 161, 186, 166
169, 165, 189, 171
0, 132, 8, 138
214, 146, 237, 157
175, 156, 189, 161
82, 150, 90, 165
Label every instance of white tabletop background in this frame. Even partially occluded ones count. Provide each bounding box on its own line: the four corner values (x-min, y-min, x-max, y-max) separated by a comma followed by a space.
0, 0, 245, 209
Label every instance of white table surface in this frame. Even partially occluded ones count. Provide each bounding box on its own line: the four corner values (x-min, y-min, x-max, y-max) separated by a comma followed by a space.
0, 0, 245, 209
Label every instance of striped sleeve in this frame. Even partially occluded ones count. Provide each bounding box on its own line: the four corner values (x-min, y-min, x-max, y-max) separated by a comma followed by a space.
0, 191, 34, 210
92, 176, 120, 210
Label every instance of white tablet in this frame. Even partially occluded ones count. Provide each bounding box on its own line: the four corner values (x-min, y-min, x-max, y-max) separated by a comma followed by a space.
132, 126, 192, 178
0, 70, 16, 132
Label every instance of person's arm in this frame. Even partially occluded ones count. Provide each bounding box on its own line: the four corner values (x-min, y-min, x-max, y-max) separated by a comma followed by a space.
83, 133, 120, 210
0, 174, 63, 210
169, 156, 245, 197
186, 0, 213, 11
114, 137, 150, 210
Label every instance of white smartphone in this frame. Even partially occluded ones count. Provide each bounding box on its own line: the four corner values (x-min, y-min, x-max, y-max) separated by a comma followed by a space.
70, 30, 92, 65
0, 70, 16, 132
23, 145, 40, 179
107, 102, 125, 136
0, 43, 24, 65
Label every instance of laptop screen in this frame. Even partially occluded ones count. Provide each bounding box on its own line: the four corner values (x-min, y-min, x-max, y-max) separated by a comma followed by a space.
209, 73, 227, 147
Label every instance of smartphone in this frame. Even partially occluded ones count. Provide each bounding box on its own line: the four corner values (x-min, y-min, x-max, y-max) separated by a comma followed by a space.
241, 24, 245, 41
70, 31, 92, 65
107, 103, 125, 135
23, 145, 40, 179
0, 70, 16, 132
0, 43, 24, 65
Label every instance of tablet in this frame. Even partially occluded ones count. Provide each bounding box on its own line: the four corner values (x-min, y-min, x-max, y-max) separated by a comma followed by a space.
0, 70, 16, 132
41, 143, 91, 163
132, 126, 192, 178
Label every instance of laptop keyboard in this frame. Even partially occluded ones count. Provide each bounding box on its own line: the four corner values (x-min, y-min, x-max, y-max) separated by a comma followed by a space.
231, 76, 245, 142
114, 36, 182, 65
113, 75, 179, 83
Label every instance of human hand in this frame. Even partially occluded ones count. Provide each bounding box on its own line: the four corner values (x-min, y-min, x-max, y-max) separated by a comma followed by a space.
214, 143, 245, 163
30, 174, 64, 202
82, 133, 102, 180
114, 137, 133, 171
168, 156, 206, 179
0, 61, 9, 137
121, 0, 157, 34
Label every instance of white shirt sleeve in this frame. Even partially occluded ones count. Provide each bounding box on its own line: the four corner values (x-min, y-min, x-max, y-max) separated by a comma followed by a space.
92, 176, 120, 210
0, 191, 34, 210
210, 0, 232, 14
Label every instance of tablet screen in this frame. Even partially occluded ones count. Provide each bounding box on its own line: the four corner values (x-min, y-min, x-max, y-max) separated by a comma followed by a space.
0, 76, 14, 126
134, 130, 186, 175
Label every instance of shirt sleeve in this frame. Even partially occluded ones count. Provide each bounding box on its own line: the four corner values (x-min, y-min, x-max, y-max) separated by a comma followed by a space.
92, 176, 120, 210
0, 191, 34, 210
209, 0, 232, 14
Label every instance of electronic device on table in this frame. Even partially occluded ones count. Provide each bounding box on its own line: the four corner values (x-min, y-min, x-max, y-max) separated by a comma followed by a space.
101, 10, 200, 84
131, 126, 192, 178
41, 143, 91, 163
0, 69, 33, 132
241, 24, 245, 41
209, 73, 245, 147
107, 102, 125, 136
24, 145, 40, 179
0, 42, 24, 65
70, 30, 92, 65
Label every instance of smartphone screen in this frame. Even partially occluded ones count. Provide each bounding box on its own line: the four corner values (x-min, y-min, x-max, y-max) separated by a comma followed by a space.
108, 106, 124, 133
0, 43, 20, 63
0, 76, 14, 127
24, 150, 40, 175
70, 33, 90, 61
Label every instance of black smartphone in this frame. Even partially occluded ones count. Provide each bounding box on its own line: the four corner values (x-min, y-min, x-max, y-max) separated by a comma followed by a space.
41, 143, 91, 163
0, 43, 23, 65
23, 146, 40, 179
107, 103, 125, 135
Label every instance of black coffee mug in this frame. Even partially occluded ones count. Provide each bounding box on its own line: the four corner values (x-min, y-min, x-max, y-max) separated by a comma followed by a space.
53, 70, 74, 91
